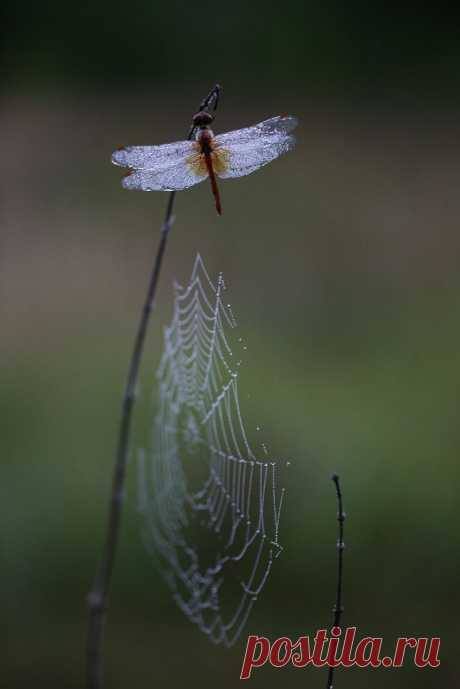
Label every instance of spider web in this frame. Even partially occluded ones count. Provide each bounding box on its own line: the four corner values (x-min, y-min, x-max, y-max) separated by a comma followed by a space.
138, 253, 285, 645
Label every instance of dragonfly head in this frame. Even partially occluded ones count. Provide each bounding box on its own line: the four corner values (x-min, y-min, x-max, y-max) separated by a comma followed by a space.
192, 110, 214, 128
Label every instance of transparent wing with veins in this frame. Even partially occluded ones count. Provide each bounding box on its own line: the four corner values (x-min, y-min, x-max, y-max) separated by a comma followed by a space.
111, 115, 297, 191
112, 140, 204, 191
121, 162, 205, 192
214, 116, 298, 179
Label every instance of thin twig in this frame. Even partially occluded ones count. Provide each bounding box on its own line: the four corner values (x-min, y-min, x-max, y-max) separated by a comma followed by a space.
86, 83, 221, 689
326, 474, 346, 689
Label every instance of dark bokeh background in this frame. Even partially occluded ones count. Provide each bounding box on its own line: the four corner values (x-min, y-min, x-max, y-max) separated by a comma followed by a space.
2, 4, 459, 688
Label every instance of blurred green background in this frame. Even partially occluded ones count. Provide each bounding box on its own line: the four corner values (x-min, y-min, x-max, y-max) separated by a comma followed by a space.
2, 3, 459, 688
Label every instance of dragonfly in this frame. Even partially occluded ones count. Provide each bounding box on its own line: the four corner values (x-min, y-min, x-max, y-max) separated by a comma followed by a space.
112, 111, 298, 215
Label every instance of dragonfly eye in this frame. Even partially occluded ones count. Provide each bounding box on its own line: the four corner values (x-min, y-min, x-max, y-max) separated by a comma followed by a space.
192, 111, 214, 127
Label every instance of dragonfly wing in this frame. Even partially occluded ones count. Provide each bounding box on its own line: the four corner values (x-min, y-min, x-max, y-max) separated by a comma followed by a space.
113, 139, 207, 190
215, 115, 298, 147
112, 140, 194, 171
122, 161, 207, 191
216, 138, 296, 179
214, 116, 297, 179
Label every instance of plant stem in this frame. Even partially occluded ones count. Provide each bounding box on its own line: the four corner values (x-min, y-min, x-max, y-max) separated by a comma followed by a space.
326, 474, 346, 689
86, 84, 221, 689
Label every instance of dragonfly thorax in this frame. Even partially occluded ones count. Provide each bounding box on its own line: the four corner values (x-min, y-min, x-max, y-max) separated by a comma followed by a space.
196, 127, 214, 143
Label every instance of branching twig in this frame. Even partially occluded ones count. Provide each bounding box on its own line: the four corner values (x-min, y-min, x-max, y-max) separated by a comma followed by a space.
326, 474, 346, 689
86, 83, 221, 689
